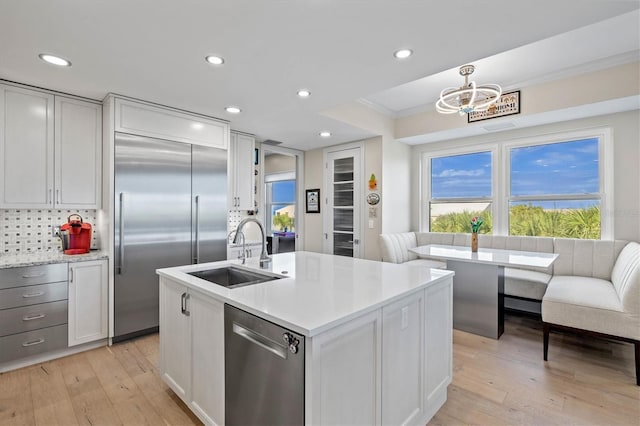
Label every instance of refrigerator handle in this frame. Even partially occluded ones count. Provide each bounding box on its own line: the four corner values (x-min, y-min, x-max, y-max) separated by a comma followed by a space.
118, 192, 125, 274
194, 195, 200, 264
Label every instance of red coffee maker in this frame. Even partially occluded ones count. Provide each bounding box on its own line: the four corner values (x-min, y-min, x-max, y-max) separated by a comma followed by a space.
60, 214, 92, 255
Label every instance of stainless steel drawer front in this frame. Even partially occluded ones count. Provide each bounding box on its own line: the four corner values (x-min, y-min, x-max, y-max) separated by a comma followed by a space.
0, 300, 68, 337
0, 324, 68, 363
0, 281, 68, 310
0, 263, 68, 290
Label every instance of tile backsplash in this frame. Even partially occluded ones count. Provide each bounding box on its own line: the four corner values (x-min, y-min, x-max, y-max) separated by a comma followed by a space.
1, 209, 99, 254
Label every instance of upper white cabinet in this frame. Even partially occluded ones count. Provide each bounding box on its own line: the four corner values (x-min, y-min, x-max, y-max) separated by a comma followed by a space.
0, 84, 102, 209
0, 85, 54, 208
229, 131, 255, 211
115, 99, 228, 149
55, 97, 102, 209
68, 259, 108, 347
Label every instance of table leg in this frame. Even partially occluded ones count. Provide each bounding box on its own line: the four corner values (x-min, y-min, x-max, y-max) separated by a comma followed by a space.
447, 260, 504, 339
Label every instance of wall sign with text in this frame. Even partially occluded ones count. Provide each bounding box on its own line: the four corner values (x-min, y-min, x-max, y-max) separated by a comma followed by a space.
468, 90, 520, 123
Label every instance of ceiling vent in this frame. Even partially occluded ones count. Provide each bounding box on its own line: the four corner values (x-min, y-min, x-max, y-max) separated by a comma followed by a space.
262, 139, 283, 146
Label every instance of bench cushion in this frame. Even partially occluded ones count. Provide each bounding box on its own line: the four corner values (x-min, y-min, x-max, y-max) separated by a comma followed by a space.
610, 242, 640, 316
542, 275, 639, 340
379, 233, 418, 263
553, 238, 627, 279
504, 268, 551, 300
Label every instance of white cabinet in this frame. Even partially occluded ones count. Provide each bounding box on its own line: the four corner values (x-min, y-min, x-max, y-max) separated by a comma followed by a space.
68, 259, 108, 346
115, 98, 228, 149
55, 97, 102, 208
307, 284, 452, 425
0, 84, 54, 207
0, 84, 102, 209
190, 291, 225, 426
382, 291, 425, 425
307, 309, 382, 425
159, 277, 224, 425
159, 278, 191, 400
228, 132, 255, 210
424, 278, 453, 414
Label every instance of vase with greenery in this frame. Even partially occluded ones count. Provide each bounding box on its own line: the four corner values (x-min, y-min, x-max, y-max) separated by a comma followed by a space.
470, 216, 484, 252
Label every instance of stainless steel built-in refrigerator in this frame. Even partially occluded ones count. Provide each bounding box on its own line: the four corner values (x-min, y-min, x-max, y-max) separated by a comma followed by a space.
114, 133, 227, 341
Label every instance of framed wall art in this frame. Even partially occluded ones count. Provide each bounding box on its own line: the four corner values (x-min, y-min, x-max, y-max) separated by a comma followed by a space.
305, 189, 320, 213
468, 90, 520, 123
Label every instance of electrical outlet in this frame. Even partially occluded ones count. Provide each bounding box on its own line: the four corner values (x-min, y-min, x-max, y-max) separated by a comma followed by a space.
52, 226, 60, 237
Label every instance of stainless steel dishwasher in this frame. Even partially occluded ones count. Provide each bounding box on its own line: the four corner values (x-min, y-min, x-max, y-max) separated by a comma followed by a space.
225, 304, 304, 425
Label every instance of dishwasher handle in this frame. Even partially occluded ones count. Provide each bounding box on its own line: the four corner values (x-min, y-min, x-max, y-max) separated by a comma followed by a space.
232, 322, 288, 359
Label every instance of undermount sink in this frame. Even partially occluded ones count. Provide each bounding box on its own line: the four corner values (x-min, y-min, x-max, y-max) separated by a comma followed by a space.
188, 265, 283, 289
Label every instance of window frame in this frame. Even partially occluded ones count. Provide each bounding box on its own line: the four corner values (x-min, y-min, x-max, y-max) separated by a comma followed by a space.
503, 128, 613, 239
265, 177, 296, 235
420, 127, 613, 239
421, 144, 499, 233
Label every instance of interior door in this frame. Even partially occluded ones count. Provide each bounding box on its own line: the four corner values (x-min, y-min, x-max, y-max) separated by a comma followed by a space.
324, 147, 361, 258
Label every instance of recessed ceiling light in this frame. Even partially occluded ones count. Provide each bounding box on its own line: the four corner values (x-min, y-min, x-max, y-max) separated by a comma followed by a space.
38, 53, 71, 67
225, 106, 242, 114
297, 89, 311, 98
205, 55, 225, 65
319, 131, 331, 138
393, 49, 413, 59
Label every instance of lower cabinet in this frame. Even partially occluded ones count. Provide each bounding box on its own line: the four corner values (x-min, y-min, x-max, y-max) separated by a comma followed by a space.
159, 275, 453, 426
68, 259, 108, 346
307, 282, 453, 425
159, 277, 225, 426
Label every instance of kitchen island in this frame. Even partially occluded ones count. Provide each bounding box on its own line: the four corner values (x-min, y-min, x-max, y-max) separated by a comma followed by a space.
156, 251, 454, 426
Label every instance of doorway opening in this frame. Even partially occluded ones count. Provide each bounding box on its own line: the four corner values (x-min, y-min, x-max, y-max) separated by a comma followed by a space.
259, 145, 304, 254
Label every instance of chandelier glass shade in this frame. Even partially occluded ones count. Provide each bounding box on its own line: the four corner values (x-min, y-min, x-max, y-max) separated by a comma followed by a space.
436, 65, 502, 115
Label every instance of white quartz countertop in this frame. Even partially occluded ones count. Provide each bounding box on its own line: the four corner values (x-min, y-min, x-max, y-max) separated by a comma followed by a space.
157, 251, 453, 337
409, 244, 558, 268
0, 250, 109, 269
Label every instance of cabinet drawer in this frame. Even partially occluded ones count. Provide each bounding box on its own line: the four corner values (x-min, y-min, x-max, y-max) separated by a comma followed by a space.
0, 281, 68, 310
0, 263, 68, 289
0, 300, 67, 337
0, 324, 68, 363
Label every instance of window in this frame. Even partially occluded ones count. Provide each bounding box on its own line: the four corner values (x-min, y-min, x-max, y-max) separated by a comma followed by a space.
265, 179, 295, 235
421, 128, 611, 239
427, 150, 493, 234
508, 138, 602, 239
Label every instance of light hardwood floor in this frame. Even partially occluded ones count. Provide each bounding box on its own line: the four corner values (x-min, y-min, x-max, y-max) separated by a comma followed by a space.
0, 313, 638, 425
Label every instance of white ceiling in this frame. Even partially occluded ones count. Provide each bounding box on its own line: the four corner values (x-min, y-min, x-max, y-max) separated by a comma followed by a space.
1, 1, 638, 151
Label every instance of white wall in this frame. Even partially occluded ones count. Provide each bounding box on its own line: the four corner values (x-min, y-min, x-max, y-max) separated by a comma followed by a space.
381, 138, 411, 234
303, 148, 324, 253
410, 110, 640, 242
264, 153, 296, 174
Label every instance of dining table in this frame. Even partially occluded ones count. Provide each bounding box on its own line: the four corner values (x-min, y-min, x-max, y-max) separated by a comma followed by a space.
409, 244, 558, 339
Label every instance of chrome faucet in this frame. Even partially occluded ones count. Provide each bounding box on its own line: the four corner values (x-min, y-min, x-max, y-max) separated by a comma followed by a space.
232, 218, 271, 268
232, 230, 246, 264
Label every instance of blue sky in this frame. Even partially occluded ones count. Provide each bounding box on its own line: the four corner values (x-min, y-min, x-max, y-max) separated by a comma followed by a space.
431, 138, 599, 204
271, 180, 296, 203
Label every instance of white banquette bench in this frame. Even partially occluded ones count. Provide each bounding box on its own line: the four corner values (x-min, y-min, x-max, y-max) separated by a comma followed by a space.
378, 232, 640, 385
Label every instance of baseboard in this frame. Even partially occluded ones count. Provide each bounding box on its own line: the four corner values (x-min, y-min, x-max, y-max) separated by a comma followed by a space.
0, 338, 108, 373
